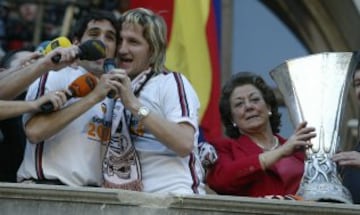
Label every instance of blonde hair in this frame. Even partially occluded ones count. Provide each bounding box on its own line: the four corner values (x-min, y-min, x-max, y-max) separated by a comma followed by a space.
120, 8, 167, 73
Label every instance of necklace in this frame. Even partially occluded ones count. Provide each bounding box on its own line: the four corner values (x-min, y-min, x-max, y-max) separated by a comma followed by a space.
255, 136, 279, 151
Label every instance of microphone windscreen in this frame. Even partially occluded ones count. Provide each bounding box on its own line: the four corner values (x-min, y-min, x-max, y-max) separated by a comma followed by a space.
68, 73, 98, 97
78, 40, 106, 61
40, 73, 97, 113
44, 36, 72, 55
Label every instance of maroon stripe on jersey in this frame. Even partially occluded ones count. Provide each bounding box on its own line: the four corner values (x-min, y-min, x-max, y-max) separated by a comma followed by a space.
36, 73, 49, 99
35, 143, 45, 179
189, 152, 200, 194
173, 73, 189, 117
34, 73, 48, 179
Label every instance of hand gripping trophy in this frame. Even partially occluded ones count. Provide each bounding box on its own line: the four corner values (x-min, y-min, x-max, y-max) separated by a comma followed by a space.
270, 52, 360, 203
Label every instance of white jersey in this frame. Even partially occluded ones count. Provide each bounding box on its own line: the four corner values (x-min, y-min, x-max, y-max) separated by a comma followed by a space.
129, 71, 205, 194
17, 66, 109, 186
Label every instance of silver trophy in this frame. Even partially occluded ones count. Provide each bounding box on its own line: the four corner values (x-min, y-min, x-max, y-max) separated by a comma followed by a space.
270, 52, 359, 203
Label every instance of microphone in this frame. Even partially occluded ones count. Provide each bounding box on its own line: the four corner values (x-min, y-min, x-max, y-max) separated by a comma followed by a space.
51, 39, 106, 63
44, 36, 72, 55
103, 58, 117, 98
103, 58, 116, 73
102, 58, 117, 144
40, 73, 98, 113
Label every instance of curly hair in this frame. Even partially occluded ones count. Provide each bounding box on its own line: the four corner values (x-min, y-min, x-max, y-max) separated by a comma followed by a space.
219, 72, 281, 138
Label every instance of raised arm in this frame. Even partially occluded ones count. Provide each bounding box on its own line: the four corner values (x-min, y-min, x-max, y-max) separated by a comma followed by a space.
0, 46, 79, 100
259, 121, 315, 170
24, 72, 118, 144
113, 71, 198, 157
0, 90, 67, 120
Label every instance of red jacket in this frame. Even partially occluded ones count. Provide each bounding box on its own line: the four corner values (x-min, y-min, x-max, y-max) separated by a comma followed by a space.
206, 135, 304, 197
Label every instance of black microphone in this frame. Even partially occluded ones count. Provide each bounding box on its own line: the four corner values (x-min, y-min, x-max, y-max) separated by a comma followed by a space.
40, 73, 98, 113
103, 58, 117, 98
51, 39, 106, 63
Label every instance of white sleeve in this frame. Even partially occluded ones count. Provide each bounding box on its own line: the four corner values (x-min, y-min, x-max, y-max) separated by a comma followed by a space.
22, 77, 41, 126
160, 73, 200, 130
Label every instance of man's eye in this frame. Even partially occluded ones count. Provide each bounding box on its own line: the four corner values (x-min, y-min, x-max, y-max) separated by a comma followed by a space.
129, 39, 139, 44
88, 31, 99, 36
106, 34, 116, 41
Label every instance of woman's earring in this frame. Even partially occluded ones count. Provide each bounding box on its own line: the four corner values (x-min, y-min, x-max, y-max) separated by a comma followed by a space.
232, 122, 237, 127
268, 111, 272, 116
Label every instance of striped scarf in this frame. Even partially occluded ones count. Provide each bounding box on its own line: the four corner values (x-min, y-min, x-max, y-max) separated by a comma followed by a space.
102, 68, 153, 191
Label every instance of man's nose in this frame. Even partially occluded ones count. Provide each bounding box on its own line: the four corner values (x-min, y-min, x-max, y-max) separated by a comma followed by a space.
118, 42, 128, 54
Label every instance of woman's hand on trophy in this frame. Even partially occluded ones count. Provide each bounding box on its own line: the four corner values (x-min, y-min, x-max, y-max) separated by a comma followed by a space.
332, 151, 360, 168
279, 121, 316, 157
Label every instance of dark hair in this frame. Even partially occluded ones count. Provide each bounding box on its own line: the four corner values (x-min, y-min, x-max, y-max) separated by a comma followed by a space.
219, 71, 281, 138
70, 10, 119, 56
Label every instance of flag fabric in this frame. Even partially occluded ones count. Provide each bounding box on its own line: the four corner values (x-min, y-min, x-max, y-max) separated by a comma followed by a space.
129, 0, 222, 141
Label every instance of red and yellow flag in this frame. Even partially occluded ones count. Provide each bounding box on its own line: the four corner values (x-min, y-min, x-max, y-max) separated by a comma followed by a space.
130, 0, 221, 140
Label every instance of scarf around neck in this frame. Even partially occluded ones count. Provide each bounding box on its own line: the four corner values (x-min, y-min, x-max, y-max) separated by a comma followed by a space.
102, 69, 154, 191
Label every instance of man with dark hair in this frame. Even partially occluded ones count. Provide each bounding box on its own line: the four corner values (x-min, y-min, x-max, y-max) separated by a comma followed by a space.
17, 10, 121, 186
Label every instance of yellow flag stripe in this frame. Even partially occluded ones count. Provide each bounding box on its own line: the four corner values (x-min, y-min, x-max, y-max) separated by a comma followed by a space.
165, 0, 212, 119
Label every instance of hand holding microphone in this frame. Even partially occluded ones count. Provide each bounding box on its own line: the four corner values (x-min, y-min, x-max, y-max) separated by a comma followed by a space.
51, 39, 106, 63
18, 37, 72, 68
40, 73, 98, 113
13, 36, 68, 68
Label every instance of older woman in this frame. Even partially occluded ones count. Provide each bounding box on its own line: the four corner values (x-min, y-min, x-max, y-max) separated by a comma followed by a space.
206, 72, 316, 197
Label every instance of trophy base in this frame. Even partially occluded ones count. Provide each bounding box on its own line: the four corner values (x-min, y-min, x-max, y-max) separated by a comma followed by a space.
296, 182, 353, 204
